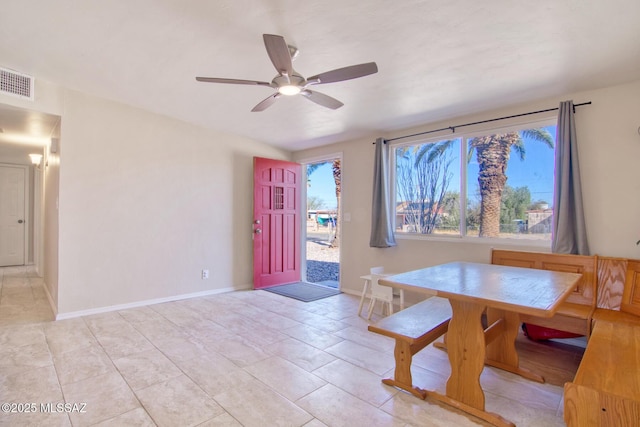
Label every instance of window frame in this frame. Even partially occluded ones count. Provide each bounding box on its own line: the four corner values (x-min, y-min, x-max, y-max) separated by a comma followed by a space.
389, 116, 557, 247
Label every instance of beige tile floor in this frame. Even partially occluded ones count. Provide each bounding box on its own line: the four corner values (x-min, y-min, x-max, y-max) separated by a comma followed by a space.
0, 265, 570, 426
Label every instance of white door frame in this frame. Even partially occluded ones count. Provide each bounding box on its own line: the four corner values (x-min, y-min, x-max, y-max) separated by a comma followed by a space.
33, 165, 42, 273
296, 152, 343, 287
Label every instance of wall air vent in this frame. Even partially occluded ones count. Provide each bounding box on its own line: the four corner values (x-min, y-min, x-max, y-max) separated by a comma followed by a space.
0, 67, 34, 100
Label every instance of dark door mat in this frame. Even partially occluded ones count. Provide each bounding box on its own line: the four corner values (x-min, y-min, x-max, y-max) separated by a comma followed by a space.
263, 282, 341, 302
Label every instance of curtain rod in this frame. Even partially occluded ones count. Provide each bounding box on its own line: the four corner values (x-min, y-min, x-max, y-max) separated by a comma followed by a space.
379, 101, 592, 143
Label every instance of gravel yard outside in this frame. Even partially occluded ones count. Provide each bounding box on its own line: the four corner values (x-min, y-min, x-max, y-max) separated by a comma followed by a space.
305, 224, 340, 287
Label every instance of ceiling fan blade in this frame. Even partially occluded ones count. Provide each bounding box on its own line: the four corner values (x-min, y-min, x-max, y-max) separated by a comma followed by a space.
196, 77, 273, 87
307, 62, 378, 84
301, 90, 344, 110
263, 34, 293, 76
251, 93, 280, 112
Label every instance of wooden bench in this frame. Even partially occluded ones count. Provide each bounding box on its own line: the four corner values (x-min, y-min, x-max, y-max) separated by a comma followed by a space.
563, 258, 640, 426
593, 257, 640, 326
491, 249, 597, 337
564, 321, 640, 426
367, 296, 452, 399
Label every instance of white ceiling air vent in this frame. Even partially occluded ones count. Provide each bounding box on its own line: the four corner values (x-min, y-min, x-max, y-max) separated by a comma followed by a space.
0, 67, 34, 100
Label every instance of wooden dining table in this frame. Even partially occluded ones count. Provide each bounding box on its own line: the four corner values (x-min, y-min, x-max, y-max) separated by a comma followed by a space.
379, 261, 582, 427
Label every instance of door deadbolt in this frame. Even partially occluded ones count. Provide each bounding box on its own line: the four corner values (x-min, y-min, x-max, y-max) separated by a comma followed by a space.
18, 219, 24, 224
254, 220, 261, 224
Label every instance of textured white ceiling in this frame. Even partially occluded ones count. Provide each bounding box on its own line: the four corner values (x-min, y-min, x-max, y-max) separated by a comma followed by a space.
0, 0, 639, 151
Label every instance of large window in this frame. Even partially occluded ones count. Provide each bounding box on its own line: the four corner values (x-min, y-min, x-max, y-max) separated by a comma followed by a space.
393, 120, 556, 241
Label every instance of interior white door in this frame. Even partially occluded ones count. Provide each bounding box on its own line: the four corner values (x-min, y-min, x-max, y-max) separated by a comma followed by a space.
0, 165, 26, 267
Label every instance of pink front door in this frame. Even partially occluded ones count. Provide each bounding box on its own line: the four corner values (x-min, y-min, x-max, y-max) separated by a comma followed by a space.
253, 157, 301, 289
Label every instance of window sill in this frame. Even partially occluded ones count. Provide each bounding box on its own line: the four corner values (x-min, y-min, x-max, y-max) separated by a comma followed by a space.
394, 232, 552, 249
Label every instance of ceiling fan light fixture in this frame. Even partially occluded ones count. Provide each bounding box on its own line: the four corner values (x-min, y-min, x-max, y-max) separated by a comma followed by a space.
195, 34, 378, 111
278, 85, 302, 96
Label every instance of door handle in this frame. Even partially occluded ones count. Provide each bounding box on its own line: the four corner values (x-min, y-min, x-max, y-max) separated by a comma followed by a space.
18, 219, 24, 224
254, 229, 262, 234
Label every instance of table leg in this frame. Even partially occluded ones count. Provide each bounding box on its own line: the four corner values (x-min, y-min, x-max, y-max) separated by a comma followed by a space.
425, 300, 515, 427
446, 300, 487, 409
485, 308, 544, 383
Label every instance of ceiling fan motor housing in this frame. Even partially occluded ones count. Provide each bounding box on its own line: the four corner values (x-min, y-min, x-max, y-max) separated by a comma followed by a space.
273, 73, 305, 95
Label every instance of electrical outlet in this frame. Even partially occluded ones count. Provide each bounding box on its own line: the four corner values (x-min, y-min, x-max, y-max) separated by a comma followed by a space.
202, 269, 209, 279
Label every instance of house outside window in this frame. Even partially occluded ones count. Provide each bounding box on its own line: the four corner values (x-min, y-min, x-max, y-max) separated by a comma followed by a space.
392, 119, 556, 243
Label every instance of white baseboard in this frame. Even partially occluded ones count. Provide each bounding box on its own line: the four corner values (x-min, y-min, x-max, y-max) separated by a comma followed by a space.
42, 282, 58, 318
55, 285, 250, 320
339, 287, 360, 297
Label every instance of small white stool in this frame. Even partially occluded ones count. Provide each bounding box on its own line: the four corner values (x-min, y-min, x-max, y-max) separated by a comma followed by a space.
367, 273, 394, 320
358, 267, 404, 317
358, 266, 384, 316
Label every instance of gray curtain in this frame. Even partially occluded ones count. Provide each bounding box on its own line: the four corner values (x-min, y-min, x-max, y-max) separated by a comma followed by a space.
552, 100, 589, 254
370, 137, 397, 247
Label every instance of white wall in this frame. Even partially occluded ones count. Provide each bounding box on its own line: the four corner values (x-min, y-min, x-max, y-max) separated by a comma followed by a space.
56, 90, 289, 315
293, 79, 640, 299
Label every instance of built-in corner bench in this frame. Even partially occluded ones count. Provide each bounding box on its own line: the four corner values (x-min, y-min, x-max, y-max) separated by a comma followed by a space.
565, 257, 640, 426
491, 249, 640, 426
564, 320, 640, 426
491, 249, 597, 338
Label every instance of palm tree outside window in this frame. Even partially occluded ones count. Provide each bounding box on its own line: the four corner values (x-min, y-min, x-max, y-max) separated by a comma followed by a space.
392, 119, 556, 241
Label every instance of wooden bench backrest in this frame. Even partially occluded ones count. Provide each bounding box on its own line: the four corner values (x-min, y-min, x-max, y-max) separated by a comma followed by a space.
596, 256, 628, 310
622, 260, 640, 317
491, 249, 597, 306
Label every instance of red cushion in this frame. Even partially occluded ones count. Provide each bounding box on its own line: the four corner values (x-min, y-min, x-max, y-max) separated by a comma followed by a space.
522, 323, 583, 341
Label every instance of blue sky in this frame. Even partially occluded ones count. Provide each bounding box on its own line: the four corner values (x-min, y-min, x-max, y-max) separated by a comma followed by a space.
307, 162, 338, 210
307, 126, 556, 210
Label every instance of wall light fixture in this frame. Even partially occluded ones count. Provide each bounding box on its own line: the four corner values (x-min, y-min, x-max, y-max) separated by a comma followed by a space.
29, 153, 43, 167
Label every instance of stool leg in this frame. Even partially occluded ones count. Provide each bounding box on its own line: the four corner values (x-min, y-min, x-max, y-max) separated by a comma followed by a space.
367, 298, 376, 320
357, 280, 370, 316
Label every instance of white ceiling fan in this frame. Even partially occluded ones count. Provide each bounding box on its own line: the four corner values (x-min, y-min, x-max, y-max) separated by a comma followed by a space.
196, 34, 378, 112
